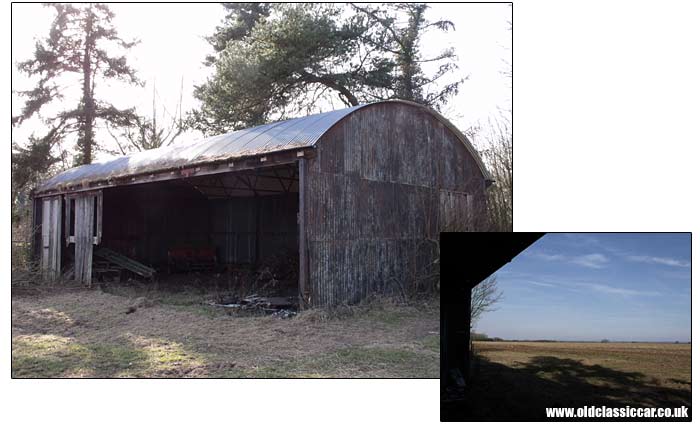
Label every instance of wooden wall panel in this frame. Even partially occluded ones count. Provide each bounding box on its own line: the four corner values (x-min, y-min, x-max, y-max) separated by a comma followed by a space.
40, 196, 62, 281
439, 190, 474, 231
41, 198, 50, 274
73, 194, 95, 285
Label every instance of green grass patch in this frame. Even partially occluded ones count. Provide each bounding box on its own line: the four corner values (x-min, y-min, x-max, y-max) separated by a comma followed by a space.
12, 334, 210, 378
12, 335, 147, 378
422, 334, 440, 352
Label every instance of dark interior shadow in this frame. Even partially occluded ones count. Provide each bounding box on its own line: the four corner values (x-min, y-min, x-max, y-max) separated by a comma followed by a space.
442, 355, 691, 422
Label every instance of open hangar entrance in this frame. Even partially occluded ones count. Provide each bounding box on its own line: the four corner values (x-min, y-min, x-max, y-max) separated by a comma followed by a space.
100, 163, 299, 292
35, 159, 303, 306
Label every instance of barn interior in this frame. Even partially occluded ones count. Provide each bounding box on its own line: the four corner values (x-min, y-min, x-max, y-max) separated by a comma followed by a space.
61, 164, 300, 302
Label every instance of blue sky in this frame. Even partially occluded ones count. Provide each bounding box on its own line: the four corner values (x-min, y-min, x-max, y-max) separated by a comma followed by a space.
476, 233, 691, 342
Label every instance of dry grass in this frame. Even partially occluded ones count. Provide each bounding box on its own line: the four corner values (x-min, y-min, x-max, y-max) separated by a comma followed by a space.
476, 341, 691, 388
443, 341, 691, 421
11, 287, 438, 378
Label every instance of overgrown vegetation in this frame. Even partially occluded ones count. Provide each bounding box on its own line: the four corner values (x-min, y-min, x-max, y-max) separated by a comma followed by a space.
479, 117, 513, 231
11, 212, 43, 289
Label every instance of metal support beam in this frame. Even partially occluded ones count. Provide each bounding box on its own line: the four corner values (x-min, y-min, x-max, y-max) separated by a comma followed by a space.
35, 148, 314, 197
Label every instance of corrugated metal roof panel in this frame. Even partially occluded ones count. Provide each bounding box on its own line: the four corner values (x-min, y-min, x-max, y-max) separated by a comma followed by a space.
36, 104, 364, 193
34, 100, 491, 195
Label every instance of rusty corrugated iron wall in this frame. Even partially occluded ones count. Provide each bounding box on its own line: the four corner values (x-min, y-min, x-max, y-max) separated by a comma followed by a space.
304, 102, 488, 306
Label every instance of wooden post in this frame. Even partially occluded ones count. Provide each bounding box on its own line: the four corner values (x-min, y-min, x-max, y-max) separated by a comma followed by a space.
41, 198, 50, 276
40, 196, 62, 281
298, 158, 309, 308
64, 195, 72, 246
31, 197, 41, 261
95, 191, 103, 245
52, 197, 62, 280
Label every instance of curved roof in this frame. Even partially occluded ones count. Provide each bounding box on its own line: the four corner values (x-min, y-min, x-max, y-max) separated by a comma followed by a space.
36, 100, 490, 195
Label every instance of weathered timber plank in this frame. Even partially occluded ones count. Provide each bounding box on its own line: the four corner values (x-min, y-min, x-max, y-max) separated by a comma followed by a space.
74, 194, 95, 285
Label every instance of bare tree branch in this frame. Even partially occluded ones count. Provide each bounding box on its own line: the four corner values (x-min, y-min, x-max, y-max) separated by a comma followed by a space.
471, 274, 503, 329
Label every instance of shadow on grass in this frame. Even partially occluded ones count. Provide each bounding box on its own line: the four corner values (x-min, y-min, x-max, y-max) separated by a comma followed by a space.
442, 356, 691, 422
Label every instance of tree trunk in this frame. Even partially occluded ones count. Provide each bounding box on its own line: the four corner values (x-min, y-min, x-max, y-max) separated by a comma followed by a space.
80, 7, 95, 165
396, 5, 424, 103
299, 71, 359, 107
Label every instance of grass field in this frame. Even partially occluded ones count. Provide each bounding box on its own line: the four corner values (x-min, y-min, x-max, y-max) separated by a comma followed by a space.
11, 287, 438, 378
443, 341, 691, 421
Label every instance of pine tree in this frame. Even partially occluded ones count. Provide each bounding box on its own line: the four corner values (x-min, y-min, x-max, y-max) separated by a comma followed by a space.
13, 3, 142, 167
191, 3, 462, 134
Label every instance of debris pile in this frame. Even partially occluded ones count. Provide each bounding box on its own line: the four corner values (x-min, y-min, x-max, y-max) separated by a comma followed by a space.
270, 309, 297, 319
208, 294, 297, 318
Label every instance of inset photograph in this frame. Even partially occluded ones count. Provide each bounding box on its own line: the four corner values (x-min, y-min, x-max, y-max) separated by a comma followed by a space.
441, 232, 691, 421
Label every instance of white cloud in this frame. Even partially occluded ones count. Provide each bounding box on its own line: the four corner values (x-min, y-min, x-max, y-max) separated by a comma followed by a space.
530, 251, 609, 269
523, 280, 557, 288
577, 282, 660, 297
626, 255, 690, 268
570, 253, 609, 269
521, 277, 659, 297
531, 252, 566, 261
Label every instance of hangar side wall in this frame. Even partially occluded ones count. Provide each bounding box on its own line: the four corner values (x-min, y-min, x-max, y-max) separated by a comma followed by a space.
304, 102, 487, 306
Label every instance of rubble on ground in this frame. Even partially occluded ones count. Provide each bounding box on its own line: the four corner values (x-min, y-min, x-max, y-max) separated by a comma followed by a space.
208, 294, 297, 318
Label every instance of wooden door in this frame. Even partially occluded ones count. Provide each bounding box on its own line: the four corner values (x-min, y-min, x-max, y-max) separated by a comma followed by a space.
71, 191, 102, 285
